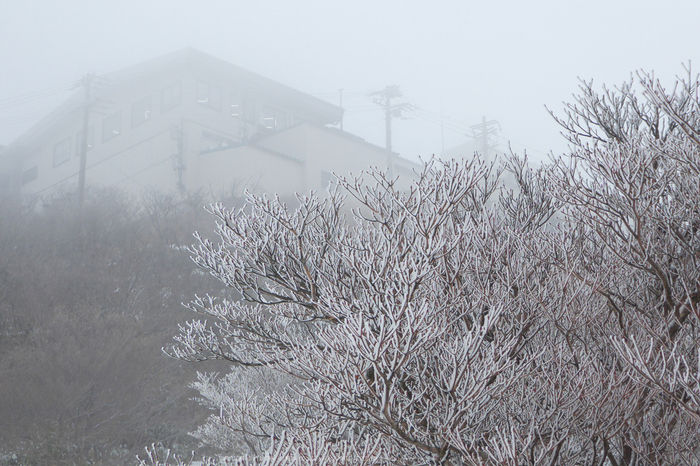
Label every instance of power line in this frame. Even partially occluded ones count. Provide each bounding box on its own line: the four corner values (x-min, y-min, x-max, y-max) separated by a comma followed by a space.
343, 106, 376, 114
314, 90, 551, 157
0, 82, 75, 109
407, 108, 470, 135
0, 110, 52, 127
491, 133, 550, 158
351, 116, 386, 131
406, 107, 549, 157
411, 106, 472, 128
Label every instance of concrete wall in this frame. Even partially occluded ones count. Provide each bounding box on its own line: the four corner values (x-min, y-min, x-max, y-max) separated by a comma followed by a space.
189, 145, 304, 198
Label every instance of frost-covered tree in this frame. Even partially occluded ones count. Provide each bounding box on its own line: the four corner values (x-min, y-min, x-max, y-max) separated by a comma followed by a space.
162, 69, 700, 466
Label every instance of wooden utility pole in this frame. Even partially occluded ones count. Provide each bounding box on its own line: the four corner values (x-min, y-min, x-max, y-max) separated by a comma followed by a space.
77, 73, 94, 212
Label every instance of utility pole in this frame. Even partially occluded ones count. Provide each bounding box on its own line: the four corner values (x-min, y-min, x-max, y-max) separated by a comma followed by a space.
470, 116, 500, 159
171, 119, 186, 192
77, 73, 94, 213
370, 85, 412, 177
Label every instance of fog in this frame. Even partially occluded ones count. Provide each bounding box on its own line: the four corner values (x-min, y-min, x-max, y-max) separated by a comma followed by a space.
3, 0, 700, 164
3, 2, 700, 463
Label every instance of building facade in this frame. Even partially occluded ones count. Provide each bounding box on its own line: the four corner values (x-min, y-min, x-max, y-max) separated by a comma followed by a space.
0, 49, 417, 202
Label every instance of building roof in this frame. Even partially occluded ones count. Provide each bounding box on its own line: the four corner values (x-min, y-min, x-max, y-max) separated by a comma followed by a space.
105, 48, 343, 122
6, 48, 343, 150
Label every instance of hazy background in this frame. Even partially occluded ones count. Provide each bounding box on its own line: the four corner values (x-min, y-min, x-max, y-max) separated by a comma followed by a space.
2, 0, 700, 164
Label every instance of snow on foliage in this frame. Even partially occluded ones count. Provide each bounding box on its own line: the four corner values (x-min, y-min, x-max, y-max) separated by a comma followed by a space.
145, 68, 700, 465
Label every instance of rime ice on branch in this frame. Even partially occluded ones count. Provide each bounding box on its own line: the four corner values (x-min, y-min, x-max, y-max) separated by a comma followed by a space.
161, 68, 700, 466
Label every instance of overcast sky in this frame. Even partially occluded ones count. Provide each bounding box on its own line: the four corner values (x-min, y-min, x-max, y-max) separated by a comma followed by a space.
2, 0, 700, 164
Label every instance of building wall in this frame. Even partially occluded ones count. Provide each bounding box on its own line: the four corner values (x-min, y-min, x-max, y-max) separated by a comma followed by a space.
189, 145, 304, 198
184, 122, 421, 202
5, 52, 420, 204
255, 123, 419, 194
10, 56, 339, 200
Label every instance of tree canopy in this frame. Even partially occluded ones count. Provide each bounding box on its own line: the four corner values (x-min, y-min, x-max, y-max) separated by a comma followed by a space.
159, 69, 700, 465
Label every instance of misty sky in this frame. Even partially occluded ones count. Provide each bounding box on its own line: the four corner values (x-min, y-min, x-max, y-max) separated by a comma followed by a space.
2, 0, 700, 164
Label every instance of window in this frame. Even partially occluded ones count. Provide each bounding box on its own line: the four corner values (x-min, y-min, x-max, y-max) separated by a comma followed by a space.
161, 82, 181, 113
230, 93, 241, 117
102, 111, 121, 142
53, 138, 71, 167
21, 166, 38, 185
263, 106, 275, 129
276, 110, 287, 129
132, 96, 152, 127
196, 81, 222, 111
262, 107, 287, 130
75, 126, 94, 155
200, 130, 234, 152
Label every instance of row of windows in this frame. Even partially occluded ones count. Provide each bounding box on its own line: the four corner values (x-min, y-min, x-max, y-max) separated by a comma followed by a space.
53, 126, 95, 168
229, 96, 256, 124
50, 84, 181, 169
99, 83, 182, 146
101, 81, 290, 146
197, 80, 290, 130
49, 81, 294, 172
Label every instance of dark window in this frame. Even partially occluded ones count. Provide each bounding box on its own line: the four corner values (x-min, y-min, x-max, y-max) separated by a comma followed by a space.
75, 126, 94, 155
196, 81, 222, 111
161, 82, 181, 113
102, 111, 122, 142
53, 138, 71, 167
132, 96, 152, 127
21, 166, 38, 185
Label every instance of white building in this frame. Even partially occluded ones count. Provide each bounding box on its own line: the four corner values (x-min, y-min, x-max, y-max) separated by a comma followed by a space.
0, 49, 418, 202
